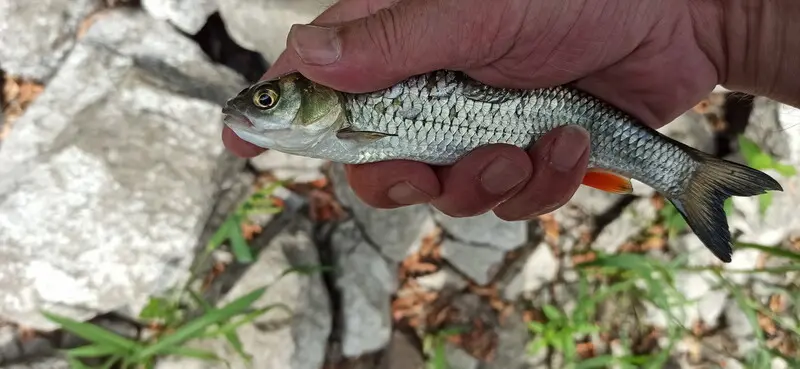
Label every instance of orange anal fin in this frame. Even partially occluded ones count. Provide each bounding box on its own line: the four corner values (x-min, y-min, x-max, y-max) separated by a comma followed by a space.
581, 170, 633, 194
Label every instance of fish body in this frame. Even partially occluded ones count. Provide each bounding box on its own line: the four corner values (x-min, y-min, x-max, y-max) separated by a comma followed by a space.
222, 70, 783, 263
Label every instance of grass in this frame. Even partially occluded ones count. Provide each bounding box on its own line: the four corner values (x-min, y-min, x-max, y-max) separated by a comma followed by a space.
39, 179, 331, 369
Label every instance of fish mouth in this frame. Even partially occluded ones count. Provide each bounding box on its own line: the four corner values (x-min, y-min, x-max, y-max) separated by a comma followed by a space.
221, 106, 253, 128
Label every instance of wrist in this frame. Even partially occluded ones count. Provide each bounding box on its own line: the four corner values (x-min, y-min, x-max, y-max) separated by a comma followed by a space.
694, 0, 800, 106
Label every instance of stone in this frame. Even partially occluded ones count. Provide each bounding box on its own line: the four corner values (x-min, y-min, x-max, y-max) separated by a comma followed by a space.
331, 220, 397, 357
329, 163, 434, 262
0, 326, 20, 364
0, 0, 102, 81
503, 243, 559, 301
566, 186, 626, 216
141, 0, 218, 34
433, 211, 527, 251
154, 217, 331, 369
0, 357, 70, 369
444, 345, 479, 369
0, 8, 247, 330
724, 303, 757, 356
440, 239, 507, 286
377, 331, 424, 369
249, 150, 326, 183
413, 266, 468, 292
478, 311, 533, 369
216, 0, 335, 63
658, 110, 716, 155
668, 233, 720, 267
591, 197, 657, 254
729, 100, 800, 248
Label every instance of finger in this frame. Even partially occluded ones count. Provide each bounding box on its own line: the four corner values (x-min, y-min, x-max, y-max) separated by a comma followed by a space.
284, 0, 508, 92
344, 161, 440, 208
222, 125, 267, 158
429, 144, 533, 217
260, 0, 399, 81
493, 125, 591, 221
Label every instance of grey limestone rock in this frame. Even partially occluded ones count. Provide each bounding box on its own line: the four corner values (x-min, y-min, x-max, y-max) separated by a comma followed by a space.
0, 0, 102, 81
216, 0, 335, 63
141, 0, 219, 34
331, 220, 398, 357
0, 8, 247, 330
329, 163, 434, 262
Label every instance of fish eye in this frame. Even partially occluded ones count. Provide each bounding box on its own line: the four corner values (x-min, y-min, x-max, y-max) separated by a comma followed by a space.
252, 87, 279, 109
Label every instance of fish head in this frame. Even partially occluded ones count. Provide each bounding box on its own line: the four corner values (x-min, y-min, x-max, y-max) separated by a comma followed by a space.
222, 72, 345, 154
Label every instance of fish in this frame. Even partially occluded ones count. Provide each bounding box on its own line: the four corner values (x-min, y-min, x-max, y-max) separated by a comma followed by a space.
221, 70, 783, 263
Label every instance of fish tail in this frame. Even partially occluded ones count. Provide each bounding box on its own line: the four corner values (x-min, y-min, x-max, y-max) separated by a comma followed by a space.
667, 148, 783, 263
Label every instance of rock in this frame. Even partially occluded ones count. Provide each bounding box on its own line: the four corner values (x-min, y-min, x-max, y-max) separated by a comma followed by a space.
724, 303, 757, 356
376, 331, 424, 369
591, 198, 657, 254
433, 211, 527, 251
0, 0, 102, 81
669, 233, 720, 267
658, 109, 716, 155
216, 0, 334, 63
0, 326, 20, 364
155, 217, 331, 369
567, 186, 626, 216
503, 243, 559, 301
331, 220, 397, 357
444, 345, 479, 369
0, 8, 247, 330
141, 0, 218, 34
0, 357, 70, 369
413, 266, 468, 292
478, 311, 533, 369
249, 150, 326, 183
730, 100, 800, 248
440, 239, 507, 286
329, 163, 434, 262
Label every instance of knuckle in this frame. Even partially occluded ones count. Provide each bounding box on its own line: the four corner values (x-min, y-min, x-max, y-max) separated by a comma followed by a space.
364, 7, 409, 70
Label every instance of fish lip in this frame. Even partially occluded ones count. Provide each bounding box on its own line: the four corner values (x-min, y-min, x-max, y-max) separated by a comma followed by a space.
221, 106, 253, 128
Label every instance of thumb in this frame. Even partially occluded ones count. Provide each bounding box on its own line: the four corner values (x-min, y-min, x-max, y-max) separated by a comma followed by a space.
284, 0, 511, 92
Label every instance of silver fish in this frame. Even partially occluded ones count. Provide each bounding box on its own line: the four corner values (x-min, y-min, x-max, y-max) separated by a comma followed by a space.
222, 70, 782, 263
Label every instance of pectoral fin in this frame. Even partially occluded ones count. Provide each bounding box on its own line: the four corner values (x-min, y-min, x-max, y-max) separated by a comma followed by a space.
336, 127, 396, 143
581, 169, 633, 194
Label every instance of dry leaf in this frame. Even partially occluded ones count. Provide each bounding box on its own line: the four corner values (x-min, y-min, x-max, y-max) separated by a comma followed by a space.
240, 222, 262, 240
538, 214, 560, 245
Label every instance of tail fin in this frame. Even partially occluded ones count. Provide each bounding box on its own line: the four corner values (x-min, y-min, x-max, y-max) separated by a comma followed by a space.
667, 151, 783, 263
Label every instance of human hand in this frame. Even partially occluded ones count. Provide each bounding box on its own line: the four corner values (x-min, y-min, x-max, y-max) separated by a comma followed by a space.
223, 0, 722, 219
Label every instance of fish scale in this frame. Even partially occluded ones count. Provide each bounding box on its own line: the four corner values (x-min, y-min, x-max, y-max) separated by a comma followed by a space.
222, 69, 783, 263
342, 70, 693, 197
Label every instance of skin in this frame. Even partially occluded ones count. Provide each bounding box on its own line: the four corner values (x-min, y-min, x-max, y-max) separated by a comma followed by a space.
222, 0, 796, 220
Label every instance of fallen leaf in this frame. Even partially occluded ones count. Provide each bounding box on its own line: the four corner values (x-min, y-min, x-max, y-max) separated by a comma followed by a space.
240, 222, 262, 240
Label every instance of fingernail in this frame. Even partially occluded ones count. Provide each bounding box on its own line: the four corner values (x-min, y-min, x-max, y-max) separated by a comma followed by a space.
388, 181, 431, 205
550, 125, 590, 172
289, 24, 341, 66
480, 156, 529, 195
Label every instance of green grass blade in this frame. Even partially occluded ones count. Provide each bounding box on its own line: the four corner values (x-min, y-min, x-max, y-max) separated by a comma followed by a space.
41, 311, 140, 352
133, 287, 267, 360
227, 216, 254, 263
736, 242, 800, 262
160, 345, 223, 361
65, 343, 121, 358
